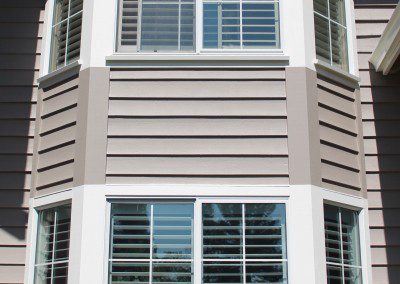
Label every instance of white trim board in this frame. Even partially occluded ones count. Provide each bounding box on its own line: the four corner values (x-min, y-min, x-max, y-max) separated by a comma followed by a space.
370, 4, 400, 75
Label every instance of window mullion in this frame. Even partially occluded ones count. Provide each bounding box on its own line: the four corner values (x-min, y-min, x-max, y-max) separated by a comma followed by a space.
217, 3, 222, 48
325, 0, 333, 65
137, 0, 143, 51
50, 209, 58, 284
239, 0, 243, 49
64, 0, 72, 66
178, 0, 182, 51
338, 209, 345, 284
149, 204, 154, 284
242, 204, 246, 284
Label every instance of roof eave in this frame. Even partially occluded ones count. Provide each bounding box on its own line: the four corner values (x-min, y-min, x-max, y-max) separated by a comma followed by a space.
370, 4, 400, 75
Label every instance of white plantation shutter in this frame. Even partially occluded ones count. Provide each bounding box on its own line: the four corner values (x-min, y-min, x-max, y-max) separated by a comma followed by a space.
50, 0, 83, 71
118, 0, 140, 51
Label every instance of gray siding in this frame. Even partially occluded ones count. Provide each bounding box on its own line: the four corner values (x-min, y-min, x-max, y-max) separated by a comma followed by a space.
317, 76, 364, 192
0, 0, 45, 283
355, 1, 400, 283
34, 76, 79, 193
107, 68, 289, 184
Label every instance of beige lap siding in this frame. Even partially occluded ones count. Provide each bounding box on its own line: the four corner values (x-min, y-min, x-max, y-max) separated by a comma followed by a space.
355, 1, 400, 283
34, 76, 79, 193
0, 0, 45, 283
107, 68, 289, 185
317, 76, 364, 192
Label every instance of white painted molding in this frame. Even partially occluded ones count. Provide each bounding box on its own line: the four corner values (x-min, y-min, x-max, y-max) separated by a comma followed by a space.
370, 4, 400, 75
106, 54, 290, 68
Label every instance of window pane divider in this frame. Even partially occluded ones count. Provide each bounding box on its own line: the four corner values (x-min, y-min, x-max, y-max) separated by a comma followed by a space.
149, 204, 154, 284
242, 204, 246, 283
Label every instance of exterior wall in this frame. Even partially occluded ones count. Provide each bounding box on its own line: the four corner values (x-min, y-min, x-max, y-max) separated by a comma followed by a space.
106, 68, 289, 185
355, 1, 400, 283
0, 0, 45, 283
33, 75, 79, 194
317, 75, 365, 194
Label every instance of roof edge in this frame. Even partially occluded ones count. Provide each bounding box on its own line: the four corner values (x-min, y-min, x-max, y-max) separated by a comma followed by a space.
370, 4, 400, 75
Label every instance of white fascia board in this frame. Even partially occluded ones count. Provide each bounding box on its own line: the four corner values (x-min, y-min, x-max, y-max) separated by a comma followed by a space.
370, 4, 400, 75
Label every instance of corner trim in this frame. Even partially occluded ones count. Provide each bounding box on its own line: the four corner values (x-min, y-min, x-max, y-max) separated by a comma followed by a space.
37, 60, 82, 89
370, 4, 400, 75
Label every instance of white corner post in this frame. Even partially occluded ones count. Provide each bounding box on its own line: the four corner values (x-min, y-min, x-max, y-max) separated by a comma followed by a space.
287, 185, 326, 284
67, 185, 107, 284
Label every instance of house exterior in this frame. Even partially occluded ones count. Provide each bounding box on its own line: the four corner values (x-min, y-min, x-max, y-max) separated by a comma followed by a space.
0, 0, 399, 283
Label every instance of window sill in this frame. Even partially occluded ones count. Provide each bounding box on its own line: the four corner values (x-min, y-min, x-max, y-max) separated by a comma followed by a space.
37, 60, 82, 89
314, 60, 360, 88
106, 53, 290, 68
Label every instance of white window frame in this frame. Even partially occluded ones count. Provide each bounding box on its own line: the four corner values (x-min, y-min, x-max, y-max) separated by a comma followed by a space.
105, 197, 289, 284
114, 0, 284, 55
313, 0, 358, 75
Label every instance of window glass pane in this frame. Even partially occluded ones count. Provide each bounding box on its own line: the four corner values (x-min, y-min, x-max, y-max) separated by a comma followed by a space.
54, 207, 71, 262
70, 0, 84, 16
203, 261, 243, 283
66, 13, 82, 65
52, 262, 69, 284
329, 0, 346, 26
109, 262, 150, 283
314, 14, 331, 65
119, 0, 139, 49
153, 204, 193, 259
203, 1, 280, 49
246, 262, 287, 283
111, 204, 151, 259
242, 3, 280, 48
140, 0, 195, 51
341, 209, 361, 266
153, 262, 193, 283
50, 22, 68, 71
314, 0, 328, 17
344, 267, 362, 284
202, 203, 243, 259
34, 264, 52, 284
245, 203, 286, 260
327, 264, 343, 284
330, 21, 349, 71
53, 0, 69, 24
324, 205, 341, 264
35, 205, 71, 284
109, 203, 194, 283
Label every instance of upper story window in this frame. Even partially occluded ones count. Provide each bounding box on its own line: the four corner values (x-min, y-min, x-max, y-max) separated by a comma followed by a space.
50, 0, 83, 71
34, 205, 71, 284
116, 0, 280, 52
313, 0, 349, 71
324, 204, 362, 284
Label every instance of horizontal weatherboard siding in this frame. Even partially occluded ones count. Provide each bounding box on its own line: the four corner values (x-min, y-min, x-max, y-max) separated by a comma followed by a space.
107, 68, 289, 184
0, 1, 44, 282
355, 1, 400, 283
317, 75, 362, 191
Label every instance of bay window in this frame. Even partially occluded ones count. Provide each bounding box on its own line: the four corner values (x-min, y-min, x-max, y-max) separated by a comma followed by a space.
117, 0, 280, 52
34, 205, 71, 284
324, 204, 362, 284
313, 0, 349, 71
108, 201, 287, 283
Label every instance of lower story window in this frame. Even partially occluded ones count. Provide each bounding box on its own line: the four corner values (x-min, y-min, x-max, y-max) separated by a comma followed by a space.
108, 201, 287, 283
324, 204, 362, 284
34, 204, 71, 284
